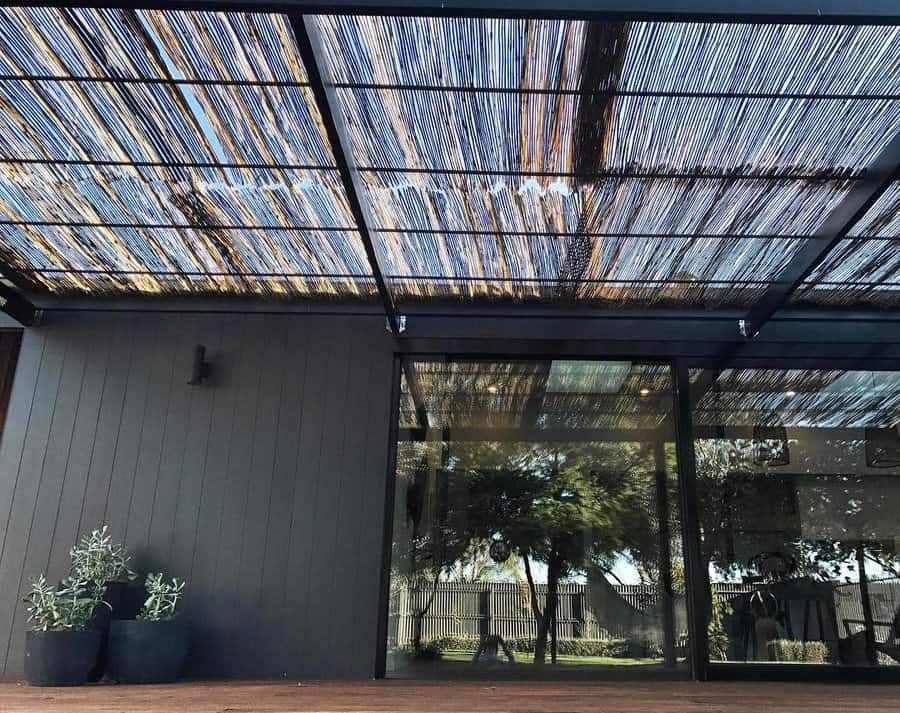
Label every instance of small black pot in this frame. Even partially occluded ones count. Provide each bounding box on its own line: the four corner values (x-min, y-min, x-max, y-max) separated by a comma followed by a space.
24, 629, 102, 687
107, 620, 188, 684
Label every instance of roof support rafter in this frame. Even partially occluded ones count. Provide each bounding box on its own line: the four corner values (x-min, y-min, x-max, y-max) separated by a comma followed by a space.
741, 131, 900, 339
289, 14, 402, 333
401, 361, 429, 430
0, 279, 39, 327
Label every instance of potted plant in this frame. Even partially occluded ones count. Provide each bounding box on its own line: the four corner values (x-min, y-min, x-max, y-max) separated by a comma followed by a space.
107, 573, 188, 684
70, 526, 140, 619
23, 575, 107, 686
69, 526, 139, 680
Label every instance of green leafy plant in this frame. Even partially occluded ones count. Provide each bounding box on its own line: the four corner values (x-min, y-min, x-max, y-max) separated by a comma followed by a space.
139, 573, 185, 621
24, 575, 107, 632
412, 635, 662, 659
69, 526, 135, 585
767, 638, 830, 663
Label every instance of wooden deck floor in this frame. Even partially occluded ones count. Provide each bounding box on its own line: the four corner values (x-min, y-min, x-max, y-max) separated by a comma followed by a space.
1, 680, 899, 713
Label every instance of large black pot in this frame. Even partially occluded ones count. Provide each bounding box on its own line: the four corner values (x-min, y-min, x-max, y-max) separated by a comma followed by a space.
24, 629, 102, 686
107, 620, 188, 684
87, 580, 146, 681
88, 582, 147, 682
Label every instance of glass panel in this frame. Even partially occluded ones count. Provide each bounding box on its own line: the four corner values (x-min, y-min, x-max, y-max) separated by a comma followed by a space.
387, 359, 688, 678
694, 368, 900, 668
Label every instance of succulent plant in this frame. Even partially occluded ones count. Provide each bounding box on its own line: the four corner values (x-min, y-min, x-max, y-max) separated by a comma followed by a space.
139, 573, 185, 622
69, 526, 135, 585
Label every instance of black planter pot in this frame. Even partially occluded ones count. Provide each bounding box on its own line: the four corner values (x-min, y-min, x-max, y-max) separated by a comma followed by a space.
24, 629, 102, 687
107, 620, 188, 684
87, 580, 146, 681
107, 580, 147, 621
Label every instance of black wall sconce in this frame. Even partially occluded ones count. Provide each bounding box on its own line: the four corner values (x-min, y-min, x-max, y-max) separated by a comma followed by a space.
188, 344, 212, 385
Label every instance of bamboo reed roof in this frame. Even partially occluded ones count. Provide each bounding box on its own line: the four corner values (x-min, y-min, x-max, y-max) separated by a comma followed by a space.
693, 368, 900, 429
0, 8, 897, 307
400, 362, 900, 435
399, 360, 673, 431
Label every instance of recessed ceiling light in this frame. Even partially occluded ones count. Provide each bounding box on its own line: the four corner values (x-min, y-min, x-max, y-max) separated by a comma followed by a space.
639, 388, 650, 397
487, 384, 499, 394
785, 390, 797, 398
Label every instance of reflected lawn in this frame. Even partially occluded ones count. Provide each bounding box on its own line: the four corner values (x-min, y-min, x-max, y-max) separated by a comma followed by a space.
439, 650, 665, 666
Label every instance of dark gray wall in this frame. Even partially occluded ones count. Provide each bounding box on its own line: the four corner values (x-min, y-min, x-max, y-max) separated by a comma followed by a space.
0, 311, 396, 679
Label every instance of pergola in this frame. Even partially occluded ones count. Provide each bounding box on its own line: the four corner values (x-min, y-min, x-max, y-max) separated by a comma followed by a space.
0, 1, 897, 683
0, 1, 895, 358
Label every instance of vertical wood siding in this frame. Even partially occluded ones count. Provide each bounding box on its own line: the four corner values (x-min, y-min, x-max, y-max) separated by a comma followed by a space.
0, 312, 395, 680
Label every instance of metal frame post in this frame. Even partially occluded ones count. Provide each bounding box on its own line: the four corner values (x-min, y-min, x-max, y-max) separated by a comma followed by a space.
672, 360, 710, 681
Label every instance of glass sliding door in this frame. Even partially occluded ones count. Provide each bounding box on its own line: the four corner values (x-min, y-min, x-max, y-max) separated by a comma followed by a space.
386, 358, 689, 678
693, 368, 900, 669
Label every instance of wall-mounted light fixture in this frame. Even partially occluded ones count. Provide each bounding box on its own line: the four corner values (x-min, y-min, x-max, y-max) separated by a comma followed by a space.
187, 344, 212, 386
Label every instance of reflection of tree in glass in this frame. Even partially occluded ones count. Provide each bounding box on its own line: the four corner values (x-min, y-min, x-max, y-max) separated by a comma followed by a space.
450, 441, 660, 665
394, 449, 469, 655
696, 437, 900, 665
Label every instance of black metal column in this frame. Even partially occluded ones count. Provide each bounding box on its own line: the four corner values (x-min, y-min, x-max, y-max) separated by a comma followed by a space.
672, 361, 709, 681
374, 355, 403, 678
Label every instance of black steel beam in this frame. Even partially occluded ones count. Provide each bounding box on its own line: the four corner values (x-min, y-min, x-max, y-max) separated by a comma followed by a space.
358, 166, 859, 181
0, 73, 306, 88
401, 312, 900, 344
375, 230, 819, 240
289, 15, 401, 333
399, 425, 672, 443
741, 131, 900, 339
18, 222, 881, 241
401, 361, 429, 430
395, 338, 900, 368
14, 267, 898, 297
1, 155, 868, 182
7, 74, 899, 101
334, 83, 900, 101
13, 1, 900, 23
0, 282, 39, 327
1, 220, 355, 232
0, 156, 329, 171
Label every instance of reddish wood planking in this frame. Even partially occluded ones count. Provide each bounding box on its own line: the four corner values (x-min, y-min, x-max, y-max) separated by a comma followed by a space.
0, 680, 899, 713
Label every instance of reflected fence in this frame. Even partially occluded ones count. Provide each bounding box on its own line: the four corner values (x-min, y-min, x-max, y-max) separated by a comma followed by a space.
388, 578, 900, 661
388, 580, 694, 651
